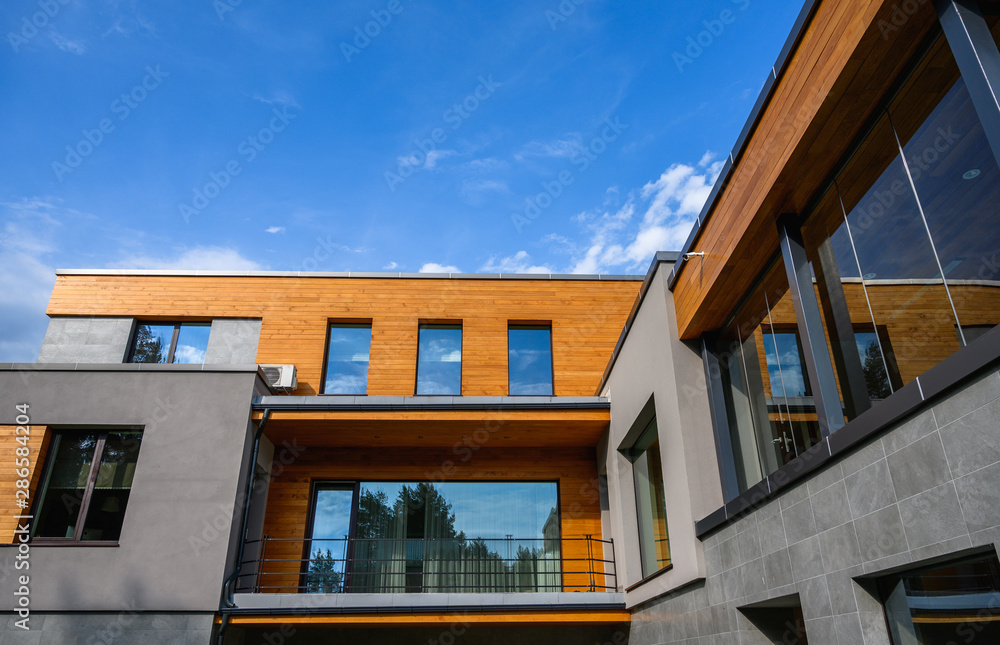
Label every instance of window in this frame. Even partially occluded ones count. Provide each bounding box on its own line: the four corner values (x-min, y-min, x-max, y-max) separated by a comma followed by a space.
415, 324, 462, 395
629, 417, 671, 578
31, 430, 142, 542
303, 481, 560, 593
878, 552, 1000, 644
322, 323, 372, 394
508, 324, 554, 395
127, 322, 210, 364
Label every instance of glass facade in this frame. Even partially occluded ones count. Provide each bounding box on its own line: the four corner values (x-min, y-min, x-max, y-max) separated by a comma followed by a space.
713, 32, 1000, 496
128, 321, 210, 364
416, 324, 463, 395
630, 418, 671, 577
322, 324, 372, 394
880, 553, 1000, 644
305, 481, 560, 593
32, 430, 142, 542
508, 325, 554, 395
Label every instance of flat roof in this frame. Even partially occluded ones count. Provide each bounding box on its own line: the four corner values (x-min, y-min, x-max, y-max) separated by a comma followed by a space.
55, 268, 645, 281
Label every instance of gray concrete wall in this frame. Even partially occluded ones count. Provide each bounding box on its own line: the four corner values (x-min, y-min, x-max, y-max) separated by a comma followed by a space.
205, 319, 262, 365
601, 263, 724, 607
0, 367, 260, 613
1, 612, 215, 644
37, 316, 132, 363
627, 366, 1000, 645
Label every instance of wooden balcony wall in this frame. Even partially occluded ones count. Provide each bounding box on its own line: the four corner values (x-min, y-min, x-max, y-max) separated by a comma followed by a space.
46, 276, 641, 396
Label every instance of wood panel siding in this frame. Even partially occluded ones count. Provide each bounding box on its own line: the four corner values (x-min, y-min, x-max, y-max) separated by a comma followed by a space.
46, 276, 640, 396
226, 611, 631, 625
0, 425, 48, 542
257, 447, 606, 594
672, 0, 940, 338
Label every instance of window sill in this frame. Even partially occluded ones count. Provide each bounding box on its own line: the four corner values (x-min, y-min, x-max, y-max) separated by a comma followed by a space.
624, 562, 674, 592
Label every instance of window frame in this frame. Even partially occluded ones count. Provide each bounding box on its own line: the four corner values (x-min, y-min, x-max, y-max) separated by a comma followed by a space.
28, 428, 142, 545
125, 320, 211, 364
507, 322, 555, 396
320, 321, 373, 395
414, 322, 463, 396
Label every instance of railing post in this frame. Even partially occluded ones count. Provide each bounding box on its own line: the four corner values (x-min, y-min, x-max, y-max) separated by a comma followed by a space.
255, 535, 268, 593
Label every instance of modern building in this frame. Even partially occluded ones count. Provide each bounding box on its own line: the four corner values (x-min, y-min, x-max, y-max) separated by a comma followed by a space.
3, 0, 1000, 643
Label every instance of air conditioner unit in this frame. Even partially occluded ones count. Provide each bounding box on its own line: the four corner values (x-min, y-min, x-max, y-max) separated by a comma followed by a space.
260, 364, 297, 393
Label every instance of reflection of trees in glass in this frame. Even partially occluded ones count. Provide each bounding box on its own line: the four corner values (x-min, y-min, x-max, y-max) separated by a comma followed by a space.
305, 549, 343, 593
130, 325, 165, 363
862, 340, 892, 400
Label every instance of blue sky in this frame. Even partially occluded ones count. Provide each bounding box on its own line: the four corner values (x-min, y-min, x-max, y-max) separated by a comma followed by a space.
1, 0, 803, 361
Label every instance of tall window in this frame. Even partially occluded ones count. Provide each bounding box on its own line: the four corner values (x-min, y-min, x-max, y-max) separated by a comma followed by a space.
31, 430, 142, 542
303, 481, 560, 593
416, 324, 462, 395
629, 418, 671, 578
508, 324, 554, 395
322, 323, 372, 394
127, 322, 210, 364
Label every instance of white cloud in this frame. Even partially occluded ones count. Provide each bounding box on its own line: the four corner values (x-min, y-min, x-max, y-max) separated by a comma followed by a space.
265, 226, 285, 234
460, 179, 509, 205
568, 155, 723, 274
253, 90, 300, 108
479, 251, 552, 274
49, 31, 86, 55
463, 157, 508, 172
398, 149, 458, 171
515, 137, 583, 162
419, 263, 461, 274
172, 344, 206, 364
382, 261, 399, 270
107, 246, 264, 271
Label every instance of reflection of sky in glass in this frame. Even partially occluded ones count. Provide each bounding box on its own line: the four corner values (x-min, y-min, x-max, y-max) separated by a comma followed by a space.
173, 324, 210, 364
762, 332, 809, 397
359, 481, 558, 541
508, 327, 553, 395
137, 324, 173, 363
324, 325, 371, 394
309, 488, 353, 570
416, 326, 462, 394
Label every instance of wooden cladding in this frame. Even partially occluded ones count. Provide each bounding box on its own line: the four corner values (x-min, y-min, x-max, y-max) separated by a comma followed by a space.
258, 447, 607, 593
46, 276, 640, 396
672, 0, 940, 338
0, 425, 48, 543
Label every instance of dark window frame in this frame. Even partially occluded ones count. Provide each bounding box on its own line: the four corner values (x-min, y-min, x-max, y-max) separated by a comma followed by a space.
28, 428, 142, 545
125, 320, 211, 364
414, 322, 464, 396
507, 322, 555, 396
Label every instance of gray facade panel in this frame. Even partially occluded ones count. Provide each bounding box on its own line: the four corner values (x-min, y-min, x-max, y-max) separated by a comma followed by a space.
37, 317, 132, 364
205, 319, 262, 365
627, 367, 1000, 645
0, 370, 259, 613
0, 612, 214, 644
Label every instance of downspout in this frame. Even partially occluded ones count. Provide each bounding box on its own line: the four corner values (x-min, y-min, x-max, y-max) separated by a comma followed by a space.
221, 407, 272, 608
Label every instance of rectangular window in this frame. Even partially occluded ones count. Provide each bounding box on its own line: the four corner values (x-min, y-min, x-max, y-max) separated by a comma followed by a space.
415, 324, 462, 395
879, 552, 1000, 644
508, 324, 554, 395
127, 322, 210, 364
323, 324, 372, 395
303, 481, 560, 593
31, 430, 142, 542
629, 417, 671, 578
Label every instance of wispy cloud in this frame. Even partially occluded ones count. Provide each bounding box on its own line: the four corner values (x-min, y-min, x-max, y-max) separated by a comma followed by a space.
49, 31, 86, 55
460, 179, 509, 205
514, 136, 583, 162
265, 226, 285, 234
382, 261, 399, 270
479, 251, 552, 274
419, 262, 460, 274
107, 246, 264, 271
253, 90, 300, 108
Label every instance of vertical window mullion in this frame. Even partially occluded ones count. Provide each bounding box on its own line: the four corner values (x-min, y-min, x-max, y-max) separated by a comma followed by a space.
166, 324, 181, 364
72, 433, 106, 542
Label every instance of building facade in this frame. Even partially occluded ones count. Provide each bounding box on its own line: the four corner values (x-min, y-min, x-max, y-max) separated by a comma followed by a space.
3, 0, 1000, 643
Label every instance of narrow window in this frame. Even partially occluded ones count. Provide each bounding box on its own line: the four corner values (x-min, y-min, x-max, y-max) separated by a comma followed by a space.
630, 417, 671, 577
127, 322, 210, 364
508, 324, 554, 395
416, 324, 462, 395
31, 430, 142, 542
323, 323, 372, 394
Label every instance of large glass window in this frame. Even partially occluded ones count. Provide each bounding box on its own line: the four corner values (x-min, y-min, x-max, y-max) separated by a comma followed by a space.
304, 481, 560, 593
416, 324, 462, 395
31, 430, 142, 542
127, 322, 210, 364
322, 324, 372, 395
508, 324, 554, 395
879, 552, 1000, 644
629, 418, 671, 578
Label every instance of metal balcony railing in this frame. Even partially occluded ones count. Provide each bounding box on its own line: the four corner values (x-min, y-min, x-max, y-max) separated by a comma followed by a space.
235, 536, 617, 594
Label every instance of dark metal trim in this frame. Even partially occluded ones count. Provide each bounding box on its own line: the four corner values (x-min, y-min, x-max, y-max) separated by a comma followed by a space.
218, 602, 629, 617
702, 334, 740, 502
250, 396, 610, 412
